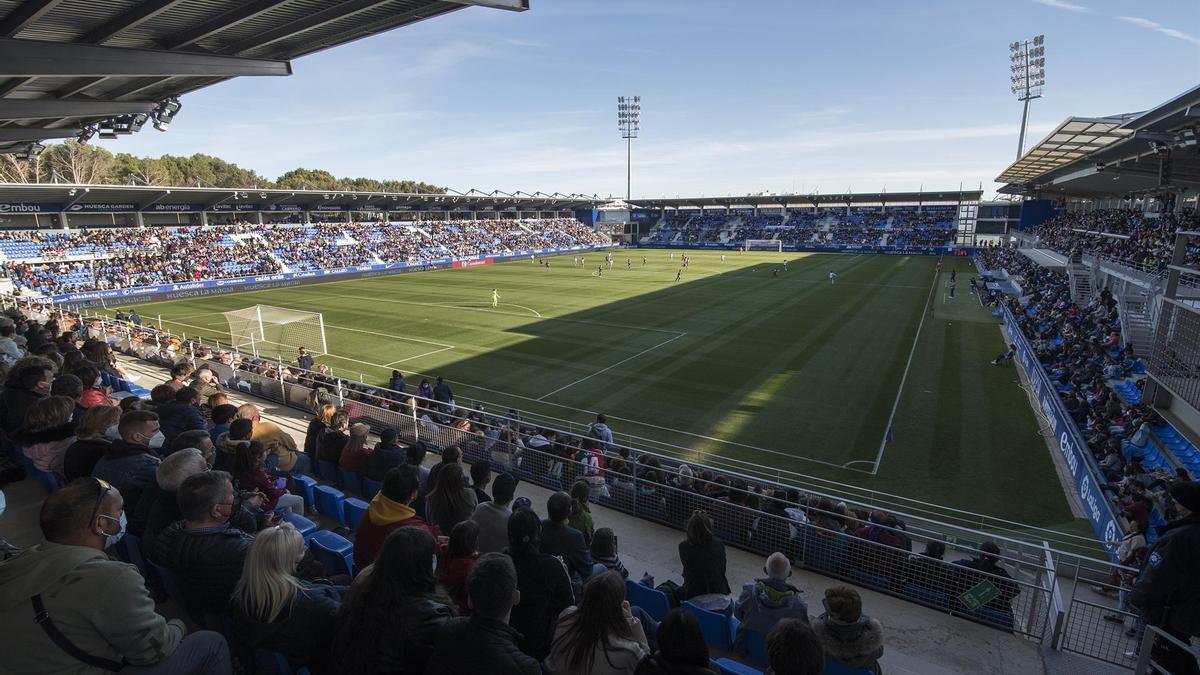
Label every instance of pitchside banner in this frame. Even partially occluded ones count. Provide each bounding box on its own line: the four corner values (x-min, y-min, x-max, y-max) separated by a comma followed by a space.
452, 258, 493, 269
636, 243, 963, 255
1003, 306, 1121, 560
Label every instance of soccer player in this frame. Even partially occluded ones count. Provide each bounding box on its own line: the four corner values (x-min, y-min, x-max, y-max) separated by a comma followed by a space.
936, 259, 942, 272
950, 268, 957, 282
597, 266, 603, 277
626, 258, 631, 269
573, 255, 578, 266
491, 289, 500, 307
782, 259, 788, 271
949, 278, 956, 298
772, 268, 779, 278
642, 256, 647, 267
720, 254, 726, 263
829, 270, 837, 284
675, 269, 682, 282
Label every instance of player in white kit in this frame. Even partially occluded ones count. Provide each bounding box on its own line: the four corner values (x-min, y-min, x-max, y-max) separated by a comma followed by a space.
829, 271, 838, 284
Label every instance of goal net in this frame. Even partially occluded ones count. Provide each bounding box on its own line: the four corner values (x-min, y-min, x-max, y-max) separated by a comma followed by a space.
745, 239, 782, 252
223, 305, 327, 362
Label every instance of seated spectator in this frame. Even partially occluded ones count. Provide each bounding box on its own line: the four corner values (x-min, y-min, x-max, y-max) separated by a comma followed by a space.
568, 479, 595, 544
679, 510, 731, 602
590, 527, 628, 579
304, 403, 336, 460
422, 444, 462, 497
238, 403, 306, 476
230, 522, 345, 672
1, 360, 53, 432
811, 586, 883, 675
15, 395, 77, 475
542, 491, 594, 583
337, 422, 372, 477
164, 363, 193, 392
156, 387, 207, 449
91, 411, 162, 517
353, 465, 440, 570
150, 470, 255, 617
190, 366, 223, 401
426, 551, 540, 675
406, 440, 430, 486
63, 404, 121, 480
472, 471, 517, 554
438, 520, 481, 612
470, 460, 492, 505
733, 552, 808, 655
546, 570, 650, 675
765, 618, 825, 675
952, 541, 1020, 615
233, 440, 305, 514
209, 403, 238, 447
633, 608, 719, 675
426, 463, 478, 533
317, 410, 350, 465
0, 477, 232, 674
143, 448, 222, 555
507, 507, 574, 661
367, 427, 405, 481
51, 374, 86, 419
169, 429, 216, 463
75, 365, 114, 409
332, 527, 452, 675
214, 418, 252, 473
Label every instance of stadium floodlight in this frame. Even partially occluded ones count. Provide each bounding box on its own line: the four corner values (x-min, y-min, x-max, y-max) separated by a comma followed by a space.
617, 95, 640, 201
1009, 34, 1046, 159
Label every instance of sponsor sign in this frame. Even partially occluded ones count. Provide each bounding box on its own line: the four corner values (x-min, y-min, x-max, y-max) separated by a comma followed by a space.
210, 203, 260, 212
68, 203, 138, 212
264, 204, 303, 212
958, 581, 1001, 611
452, 257, 494, 269
146, 203, 200, 212
0, 202, 59, 213
313, 204, 348, 212
1003, 306, 1121, 559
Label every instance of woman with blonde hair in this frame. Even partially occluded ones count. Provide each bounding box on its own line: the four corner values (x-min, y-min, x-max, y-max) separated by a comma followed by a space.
14, 395, 77, 474
231, 522, 345, 672
62, 404, 121, 480
305, 403, 337, 461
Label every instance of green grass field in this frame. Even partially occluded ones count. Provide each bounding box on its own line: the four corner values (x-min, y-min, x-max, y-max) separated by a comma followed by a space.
112, 250, 1078, 532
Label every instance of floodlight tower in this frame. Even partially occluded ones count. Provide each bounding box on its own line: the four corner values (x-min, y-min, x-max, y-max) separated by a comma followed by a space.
1009, 35, 1046, 159
617, 96, 640, 201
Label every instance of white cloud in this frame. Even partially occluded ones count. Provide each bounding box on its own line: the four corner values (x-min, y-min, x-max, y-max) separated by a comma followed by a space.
1118, 16, 1200, 45
1032, 0, 1088, 12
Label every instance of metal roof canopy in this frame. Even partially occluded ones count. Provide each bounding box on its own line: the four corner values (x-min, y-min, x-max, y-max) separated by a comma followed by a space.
0, 183, 602, 211
0, 0, 527, 155
995, 117, 1134, 184
628, 190, 982, 209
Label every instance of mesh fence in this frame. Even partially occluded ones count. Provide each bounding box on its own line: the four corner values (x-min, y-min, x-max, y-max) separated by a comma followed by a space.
1148, 298, 1200, 409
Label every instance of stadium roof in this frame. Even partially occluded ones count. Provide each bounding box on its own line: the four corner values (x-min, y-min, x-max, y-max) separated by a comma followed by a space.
627, 190, 982, 209
0, 183, 602, 212
997, 84, 1200, 198
0, 0, 527, 156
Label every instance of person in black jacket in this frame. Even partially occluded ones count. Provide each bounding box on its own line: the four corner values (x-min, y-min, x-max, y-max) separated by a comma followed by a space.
635, 608, 720, 675
367, 428, 406, 482
317, 411, 350, 465
332, 526, 452, 674
1131, 480, 1200, 675
678, 510, 731, 601
0, 361, 52, 432
156, 387, 208, 450
304, 404, 336, 461
507, 507, 573, 661
62, 405, 121, 480
541, 491, 593, 583
150, 470, 255, 620
231, 522, 345, 673
426, 552, 540, 675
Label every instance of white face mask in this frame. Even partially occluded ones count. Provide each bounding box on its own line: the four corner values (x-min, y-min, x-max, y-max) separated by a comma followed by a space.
147, 431, 165, 449
431, 555, 438, 574
105, 424, 121, 441
98, 511, 127, 549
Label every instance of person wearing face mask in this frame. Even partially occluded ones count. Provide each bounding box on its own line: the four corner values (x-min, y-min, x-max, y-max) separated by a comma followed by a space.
0, 477, 234, 674
63, 404, 122, 481
0, 362, 54, 433
91, 411, 164, 527
150, 470, 256, 620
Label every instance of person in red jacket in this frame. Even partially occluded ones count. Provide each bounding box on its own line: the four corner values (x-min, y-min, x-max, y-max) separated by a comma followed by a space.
438, 520, 481, 613
233, 441, 305, 514
338, 422, 372, 477
354, 464, 442, 569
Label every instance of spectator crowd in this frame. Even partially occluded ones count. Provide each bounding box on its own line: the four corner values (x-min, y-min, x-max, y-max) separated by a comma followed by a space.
1031, 208, 1200, 272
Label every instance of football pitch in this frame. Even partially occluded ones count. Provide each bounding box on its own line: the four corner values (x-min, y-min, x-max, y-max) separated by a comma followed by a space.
111, 250, 1077, 531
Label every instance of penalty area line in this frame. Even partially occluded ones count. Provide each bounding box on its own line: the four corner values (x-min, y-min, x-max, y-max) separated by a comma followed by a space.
385, 346, 455, 366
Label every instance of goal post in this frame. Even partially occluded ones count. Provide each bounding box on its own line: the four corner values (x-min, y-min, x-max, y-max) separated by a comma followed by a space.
745, 239, 782, 252
222, 305, 327, 361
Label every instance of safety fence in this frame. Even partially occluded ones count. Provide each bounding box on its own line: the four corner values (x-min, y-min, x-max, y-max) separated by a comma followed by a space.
1133, 625, 1200, 674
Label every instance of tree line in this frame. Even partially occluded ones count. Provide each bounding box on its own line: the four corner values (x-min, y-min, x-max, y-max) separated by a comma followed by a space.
0, 140, 443, 193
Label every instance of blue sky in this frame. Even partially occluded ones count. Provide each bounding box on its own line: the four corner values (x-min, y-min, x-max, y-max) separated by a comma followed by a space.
98, 0, 1199, 199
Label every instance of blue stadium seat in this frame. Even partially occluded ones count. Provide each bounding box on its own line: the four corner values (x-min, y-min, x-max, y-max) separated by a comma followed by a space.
848, 568, 890, 590
802, 529, 848, 575
111, 533, 150, 578
291, 474, 317, 510
683, 600, 735, 651
280, 510, 318, 540
624, 579, 671, 622
902, 582, 950, 609
338, 468, 362, 496
313, 485, 346, 526
343, 497, 369, 529
738, 626, 768, 666
362, 478, 382, 502
309, 530, 354, 576
715, 659, 761, 675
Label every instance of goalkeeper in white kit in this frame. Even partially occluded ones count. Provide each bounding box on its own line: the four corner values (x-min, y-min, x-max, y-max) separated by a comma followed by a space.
829, 271, 837, 284
492, 288, 500, 307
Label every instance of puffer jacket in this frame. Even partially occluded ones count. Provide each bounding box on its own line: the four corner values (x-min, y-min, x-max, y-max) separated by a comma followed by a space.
62, 437, 111, 481
232, 581, 344, 672
213, 431, 248, 473
811, 615, 884, 674
425, 615, 540, 675
333, 592, 451, 674
154, 401, 207, 449
14, 423, 76, 474
733, 577, 808, 654
149, 521, 253, 617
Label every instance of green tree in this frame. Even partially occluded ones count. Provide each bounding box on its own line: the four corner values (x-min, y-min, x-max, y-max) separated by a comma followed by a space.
274, 168, 339, 190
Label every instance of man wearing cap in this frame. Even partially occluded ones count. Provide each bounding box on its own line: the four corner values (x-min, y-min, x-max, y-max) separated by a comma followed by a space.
1131, 481, 1200, 674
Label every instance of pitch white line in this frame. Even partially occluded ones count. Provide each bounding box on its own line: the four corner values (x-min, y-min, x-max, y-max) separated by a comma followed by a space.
385, 346, 455, 366
505, 303, 543, 318
537, 332, 689, 401
325, 323, 454, 348
870, 267, 940, 476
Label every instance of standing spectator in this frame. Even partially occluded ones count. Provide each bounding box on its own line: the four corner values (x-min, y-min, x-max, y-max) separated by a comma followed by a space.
425, 552, 540, 675
470, 461, 492, 505
811, 586, 883, 675
304, 403, 336, 461
150, 470, 255, 617
546, 570, 650, 675
156, 387, 207, 449
1, 361, 52, 432
230, 522, 344, 672
568, 479, 595, 544
389, 370, 406, 395
472, 472, 517, 554
507, 507, 574, 661
0, 478, 232, 674
233, 441, 305, 514
63, 404, 121, 481
589, 413, 613, 450
432, 375, 454, 412
332, 527, 452, 675
542, 491, 594, 583
590, 527, 629, 578
353, 465, 440, 570
438, 520, 481, 613
426, 464, 478, 533
765, 619, 825, 675
296, 348, 314, 371
678, 511, 731, 601
367, 428, 405, 482
238, 403, 306, 476
733, 552, 808, 656
1131, 481, 1200, 675
634, 608, 719, 675
15, 395, 77, 475
91, 411, 162, 517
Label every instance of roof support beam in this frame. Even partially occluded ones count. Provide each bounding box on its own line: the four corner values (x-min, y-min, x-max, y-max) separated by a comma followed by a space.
160, 0, 295, 49
0, 38, 293, 77
78, 0, 186, 45
0, 0, 64, 37
0, 126, 77, 142
444, 0, 529, 9
216, 0, 393, 55
0, 98, 156, 120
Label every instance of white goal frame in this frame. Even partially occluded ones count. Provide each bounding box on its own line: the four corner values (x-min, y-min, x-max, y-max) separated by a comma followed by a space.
223, 304, 327, 360
745, 239, 782, 252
